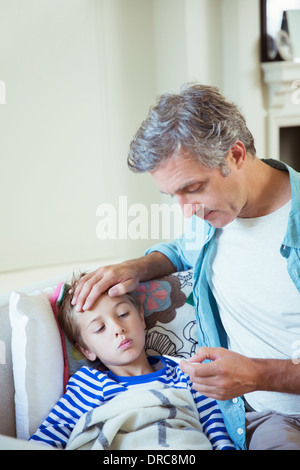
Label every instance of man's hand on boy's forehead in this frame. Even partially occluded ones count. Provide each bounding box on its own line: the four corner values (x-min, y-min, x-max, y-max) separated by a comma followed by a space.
71, 261, 141, 313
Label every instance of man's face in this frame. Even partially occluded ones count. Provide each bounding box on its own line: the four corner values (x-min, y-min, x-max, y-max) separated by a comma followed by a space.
77, 294, 147, 375
151, 150, 247, 228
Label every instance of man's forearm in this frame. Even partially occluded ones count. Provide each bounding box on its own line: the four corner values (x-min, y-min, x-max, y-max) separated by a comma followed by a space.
253, 358, 300, 395
135, 251, 176, 282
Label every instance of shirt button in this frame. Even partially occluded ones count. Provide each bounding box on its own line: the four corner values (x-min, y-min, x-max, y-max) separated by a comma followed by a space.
232, 398, 238, 404
237, 428, 244, 435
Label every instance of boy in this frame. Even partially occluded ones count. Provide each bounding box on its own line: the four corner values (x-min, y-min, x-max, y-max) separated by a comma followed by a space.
29, 277, 235, 450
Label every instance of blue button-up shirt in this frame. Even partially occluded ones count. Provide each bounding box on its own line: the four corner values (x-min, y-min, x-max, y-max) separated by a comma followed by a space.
146, 160, 300, 449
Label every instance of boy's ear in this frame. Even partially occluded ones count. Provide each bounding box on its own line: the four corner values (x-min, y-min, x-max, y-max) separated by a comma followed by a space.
76, 343, 97, 362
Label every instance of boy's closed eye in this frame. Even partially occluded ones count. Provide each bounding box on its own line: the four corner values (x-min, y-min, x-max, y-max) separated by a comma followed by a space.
119, 312, 129, 318
94, 324, 105, 334
92, 312, 130, 334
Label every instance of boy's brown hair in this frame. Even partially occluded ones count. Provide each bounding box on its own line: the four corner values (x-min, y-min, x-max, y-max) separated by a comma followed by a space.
58, 273, 88, 348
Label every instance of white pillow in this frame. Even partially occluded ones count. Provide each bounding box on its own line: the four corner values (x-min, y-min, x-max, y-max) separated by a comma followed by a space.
9, 290, 64, 440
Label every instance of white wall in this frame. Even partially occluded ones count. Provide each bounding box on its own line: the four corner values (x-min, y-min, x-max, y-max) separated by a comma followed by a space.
221, 0, 267, 158
184, 0, 223, 89
153, 0, 224, 93
0, 0, 160, 273
0, 0, 266, 277
0, 0, 111, 271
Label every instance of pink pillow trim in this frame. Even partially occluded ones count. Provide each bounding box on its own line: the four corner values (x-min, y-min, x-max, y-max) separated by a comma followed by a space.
50, 282, 69, 392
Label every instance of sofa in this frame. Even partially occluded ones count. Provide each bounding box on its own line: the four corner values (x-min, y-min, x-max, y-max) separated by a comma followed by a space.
0, 266, 197, 449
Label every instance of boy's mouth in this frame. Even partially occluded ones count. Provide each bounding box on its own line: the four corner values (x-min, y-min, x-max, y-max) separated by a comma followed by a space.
119, 339, 133, 350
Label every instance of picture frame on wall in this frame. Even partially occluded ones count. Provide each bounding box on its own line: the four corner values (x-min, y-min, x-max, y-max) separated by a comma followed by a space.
260, 0, 300, 62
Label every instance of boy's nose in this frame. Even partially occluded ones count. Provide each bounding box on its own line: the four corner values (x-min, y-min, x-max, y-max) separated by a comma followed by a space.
114, 323, 125, 337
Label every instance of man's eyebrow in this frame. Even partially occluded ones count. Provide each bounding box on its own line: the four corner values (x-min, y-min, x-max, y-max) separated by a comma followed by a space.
159, 181, 203, 196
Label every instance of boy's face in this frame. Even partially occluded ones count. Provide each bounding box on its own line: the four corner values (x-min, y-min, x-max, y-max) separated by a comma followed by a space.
76, 293, 147, 375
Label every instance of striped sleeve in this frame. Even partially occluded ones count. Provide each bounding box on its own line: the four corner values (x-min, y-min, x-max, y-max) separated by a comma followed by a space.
189, 384, 236, 450
29, 367, 113, 449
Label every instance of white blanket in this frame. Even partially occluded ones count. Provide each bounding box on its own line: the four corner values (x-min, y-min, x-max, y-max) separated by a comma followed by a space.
66, 383, 212, 450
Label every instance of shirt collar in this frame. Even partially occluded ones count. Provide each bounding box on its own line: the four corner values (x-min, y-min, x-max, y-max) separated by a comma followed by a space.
263, 159, 300, 249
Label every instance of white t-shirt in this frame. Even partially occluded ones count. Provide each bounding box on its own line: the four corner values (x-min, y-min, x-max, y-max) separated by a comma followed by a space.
207, 200, 300, 414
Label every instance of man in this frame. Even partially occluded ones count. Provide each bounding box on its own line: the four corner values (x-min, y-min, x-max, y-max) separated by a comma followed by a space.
72, 84, 300, 450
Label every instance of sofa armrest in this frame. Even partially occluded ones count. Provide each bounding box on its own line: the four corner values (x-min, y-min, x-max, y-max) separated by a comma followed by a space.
0, 301, 16, 437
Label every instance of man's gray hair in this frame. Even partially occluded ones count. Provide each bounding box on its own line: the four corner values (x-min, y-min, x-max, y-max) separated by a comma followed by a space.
127, 83, 256, 176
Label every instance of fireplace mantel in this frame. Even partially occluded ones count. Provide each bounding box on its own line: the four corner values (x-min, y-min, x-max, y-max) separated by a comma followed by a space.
261, 61, 300, 168
261, 61, 300, 108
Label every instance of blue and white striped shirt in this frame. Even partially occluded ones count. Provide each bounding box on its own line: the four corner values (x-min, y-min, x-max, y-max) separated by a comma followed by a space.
29, 356, 235, 450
